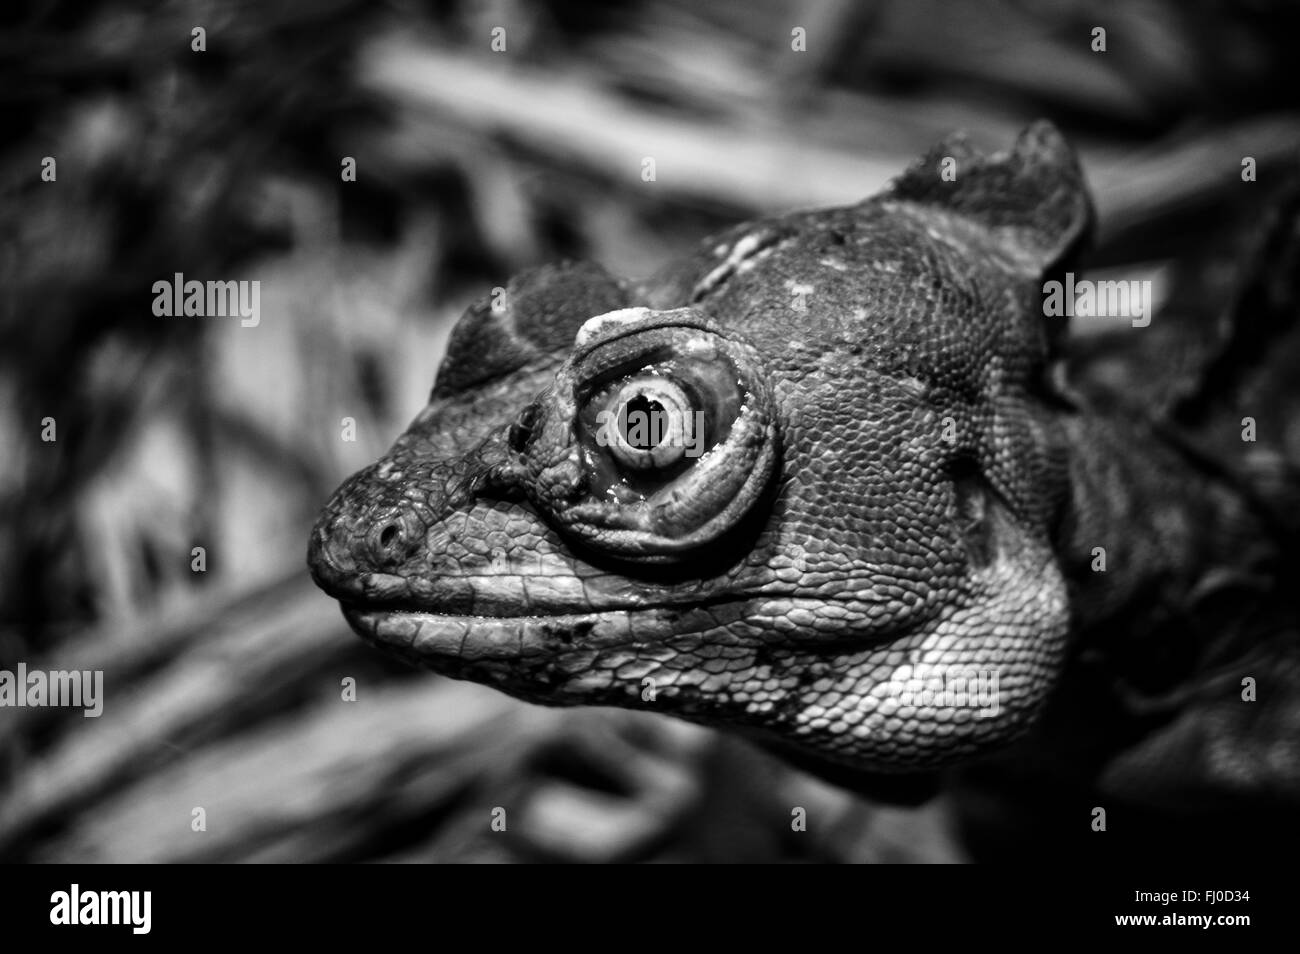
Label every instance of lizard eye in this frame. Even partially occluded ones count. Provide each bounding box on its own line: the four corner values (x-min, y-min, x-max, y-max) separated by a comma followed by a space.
575, 331, 748, 499
522, 314, 779, 562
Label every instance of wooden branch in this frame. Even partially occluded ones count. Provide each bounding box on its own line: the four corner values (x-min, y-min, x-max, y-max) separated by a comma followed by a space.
356, 34, 1300, 256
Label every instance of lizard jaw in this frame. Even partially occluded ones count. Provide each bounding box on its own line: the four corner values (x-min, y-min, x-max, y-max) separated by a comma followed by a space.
339, 591, 893, 661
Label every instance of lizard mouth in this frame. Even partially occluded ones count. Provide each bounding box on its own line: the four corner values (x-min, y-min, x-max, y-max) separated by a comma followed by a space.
340, 586, 922, 669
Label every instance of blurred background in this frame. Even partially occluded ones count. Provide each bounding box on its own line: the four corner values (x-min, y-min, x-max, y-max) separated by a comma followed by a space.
2, 0, 1299, 862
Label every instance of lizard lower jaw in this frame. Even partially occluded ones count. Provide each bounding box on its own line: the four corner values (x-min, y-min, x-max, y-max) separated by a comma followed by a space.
341, 602, 627, 663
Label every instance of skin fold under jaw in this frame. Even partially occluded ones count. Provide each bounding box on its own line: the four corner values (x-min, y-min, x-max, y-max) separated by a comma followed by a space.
307, 121, 1280, 788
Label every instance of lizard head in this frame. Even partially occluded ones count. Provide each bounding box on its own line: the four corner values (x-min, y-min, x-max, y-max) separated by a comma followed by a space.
309, 122, 1093, 773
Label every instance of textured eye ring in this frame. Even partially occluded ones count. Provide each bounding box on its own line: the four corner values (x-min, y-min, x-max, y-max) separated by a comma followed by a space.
523, 311, 778, 562
605, 376, 694, 472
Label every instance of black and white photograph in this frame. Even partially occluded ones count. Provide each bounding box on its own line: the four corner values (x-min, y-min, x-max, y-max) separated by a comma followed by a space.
2, 0, 1297, 904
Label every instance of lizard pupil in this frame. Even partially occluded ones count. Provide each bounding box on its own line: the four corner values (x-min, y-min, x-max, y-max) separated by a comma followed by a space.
620, 394, 667, 449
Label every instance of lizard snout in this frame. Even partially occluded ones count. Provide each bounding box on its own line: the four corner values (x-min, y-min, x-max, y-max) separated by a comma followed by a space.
306, 514, 358, 600
307, 465, 432, 604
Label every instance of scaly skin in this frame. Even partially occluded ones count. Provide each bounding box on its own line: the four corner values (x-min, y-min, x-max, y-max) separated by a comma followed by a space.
307, 123, 1286, 786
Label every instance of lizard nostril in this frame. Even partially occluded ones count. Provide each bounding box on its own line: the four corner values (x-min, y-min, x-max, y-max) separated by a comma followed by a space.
368, 512, 420, 567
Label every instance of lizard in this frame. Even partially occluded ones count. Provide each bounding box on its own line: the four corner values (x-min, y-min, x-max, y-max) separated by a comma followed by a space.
308, 122, 1300, 843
